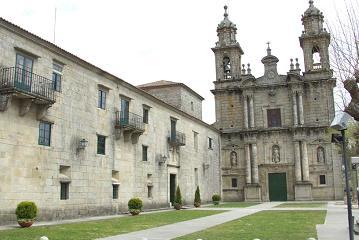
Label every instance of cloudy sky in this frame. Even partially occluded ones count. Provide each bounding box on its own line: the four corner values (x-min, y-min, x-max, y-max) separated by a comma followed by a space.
0, 0, 345, 123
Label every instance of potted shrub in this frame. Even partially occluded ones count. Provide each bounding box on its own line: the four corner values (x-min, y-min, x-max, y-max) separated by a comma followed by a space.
15, 201, 38, 228
174, 185, 182, 210
194, 186, 201, 208
212, 194, 221, 205
128, 198, 143, 216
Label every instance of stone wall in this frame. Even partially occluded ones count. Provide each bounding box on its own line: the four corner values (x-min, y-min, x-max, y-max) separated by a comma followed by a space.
0, 23, 220, 225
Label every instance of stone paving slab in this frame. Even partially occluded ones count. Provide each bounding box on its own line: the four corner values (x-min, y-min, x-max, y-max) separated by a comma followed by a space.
98, 202, 282, 240
317, 201, 359, 240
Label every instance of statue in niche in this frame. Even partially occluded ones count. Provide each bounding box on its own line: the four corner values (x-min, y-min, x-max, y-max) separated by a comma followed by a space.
230, 151, 238, 167
317, 146, 325, 163
272, 145, 280, 163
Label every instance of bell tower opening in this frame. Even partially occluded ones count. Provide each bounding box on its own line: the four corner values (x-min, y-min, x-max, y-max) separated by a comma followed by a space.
223, 56, 232, 79
212, 5, 244, 81
312, 46, 321, 70
299, 0, 330, 73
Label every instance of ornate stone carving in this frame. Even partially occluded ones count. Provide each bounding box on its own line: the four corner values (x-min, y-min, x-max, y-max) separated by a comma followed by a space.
0, 95, 12, 111
272, 145, 280, 163
230, 151, 238, 167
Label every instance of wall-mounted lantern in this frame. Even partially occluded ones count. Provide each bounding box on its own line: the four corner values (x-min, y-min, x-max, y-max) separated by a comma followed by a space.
159, 155, 167, 165
77, 138, 89, 150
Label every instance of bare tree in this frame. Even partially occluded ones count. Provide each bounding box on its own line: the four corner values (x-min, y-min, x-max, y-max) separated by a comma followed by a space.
328, 0, 359, 120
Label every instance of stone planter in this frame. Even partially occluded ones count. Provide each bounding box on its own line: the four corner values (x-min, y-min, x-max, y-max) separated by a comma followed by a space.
129, 209, 141, 216
17, 219, 34, 228
174, 203, 182, 210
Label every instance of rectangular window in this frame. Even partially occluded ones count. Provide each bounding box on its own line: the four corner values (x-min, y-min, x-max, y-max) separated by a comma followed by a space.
142, 145, 148, 161
267, 108, 282, 127
147, 186, 153, 198
97, 135, 106, 155
143, 108, 149, 124
208, 137, 213, 149
113, 185, 119, 199
193, 131, 198, 151
52, 63, 63, 92
231, 178, 238, 188
98, 89, 106, 109
38, 121, 52, 146
60, 182, 69, 200
319, 175, 326, 185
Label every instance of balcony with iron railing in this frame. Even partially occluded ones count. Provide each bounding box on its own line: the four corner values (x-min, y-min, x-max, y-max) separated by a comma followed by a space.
168, 131, 186, 147
0, 67, 56, 104
115, 111, 144, 143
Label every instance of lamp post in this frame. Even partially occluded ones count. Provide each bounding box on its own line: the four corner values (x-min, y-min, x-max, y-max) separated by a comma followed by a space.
331, 111, 353, 240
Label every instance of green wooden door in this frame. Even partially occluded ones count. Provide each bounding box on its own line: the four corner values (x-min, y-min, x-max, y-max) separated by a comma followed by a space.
268, 173, 287, 201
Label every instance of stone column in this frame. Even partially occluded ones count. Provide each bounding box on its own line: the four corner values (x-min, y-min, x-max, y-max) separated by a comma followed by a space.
292, 93, 298, 126
298, 93, 304, 125
245, 144, 252, 184
301, 141, 310, 181
294, 141, 302, 182
251, 144, 259, 184
244, 96, 248, 129
249, 96, 255, 128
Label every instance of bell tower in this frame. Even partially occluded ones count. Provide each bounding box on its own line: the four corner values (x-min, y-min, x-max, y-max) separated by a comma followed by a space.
212, 5, 244, 81
299, 0, 331, 73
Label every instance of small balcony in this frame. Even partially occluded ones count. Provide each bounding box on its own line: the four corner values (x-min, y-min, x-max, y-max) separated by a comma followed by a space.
115, 111, 144, 143
168, 131, 186, 147
0, 67, 56, 104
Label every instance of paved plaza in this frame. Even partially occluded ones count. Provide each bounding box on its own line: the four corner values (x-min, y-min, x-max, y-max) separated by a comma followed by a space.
1, 201, 357, 240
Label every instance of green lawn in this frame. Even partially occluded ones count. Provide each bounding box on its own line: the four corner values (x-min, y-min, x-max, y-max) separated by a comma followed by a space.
175, 210, 326, 240
205, 202, 260, 208
275, 202, 327, 208
0, 210, 225, 240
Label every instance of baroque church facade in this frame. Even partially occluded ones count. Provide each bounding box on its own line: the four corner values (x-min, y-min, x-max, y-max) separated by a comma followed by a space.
213, 2, 343, 201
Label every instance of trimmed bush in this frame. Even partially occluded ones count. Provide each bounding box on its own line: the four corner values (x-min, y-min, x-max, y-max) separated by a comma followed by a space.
194, 186, 201, 207
212, 194, 221, 205
174, 185, 182, 210
128, 198, 143, 215
15, 201, 38, 221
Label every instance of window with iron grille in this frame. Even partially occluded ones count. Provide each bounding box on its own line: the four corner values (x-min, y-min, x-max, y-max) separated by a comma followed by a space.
142, 145, 148, 161
267, 108, 282, 127
113, 185, 119, 199
97, 135, 106, 155
231, 178, 238, 188
52, 63, 63, 92
319, 175, 326, 185
38, 121, 52, 146
60, 182, 69, 200
98, 89, 106, 109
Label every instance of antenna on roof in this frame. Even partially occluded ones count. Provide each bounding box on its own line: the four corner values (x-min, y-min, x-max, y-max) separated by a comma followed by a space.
53, 8, 57, 43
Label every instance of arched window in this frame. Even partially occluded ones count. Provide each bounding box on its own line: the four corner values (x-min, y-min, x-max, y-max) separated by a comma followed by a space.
223, 57, 231, 79
312, 46, 321, 70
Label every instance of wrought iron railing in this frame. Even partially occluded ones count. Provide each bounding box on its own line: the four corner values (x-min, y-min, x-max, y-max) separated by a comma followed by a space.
0, 67, 55, 102
116, 111, 144, 131
168, 131, 186, 146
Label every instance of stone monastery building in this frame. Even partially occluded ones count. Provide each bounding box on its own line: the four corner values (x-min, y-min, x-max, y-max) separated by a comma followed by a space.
214, 1, 342, 202
0, 0, 342, 224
